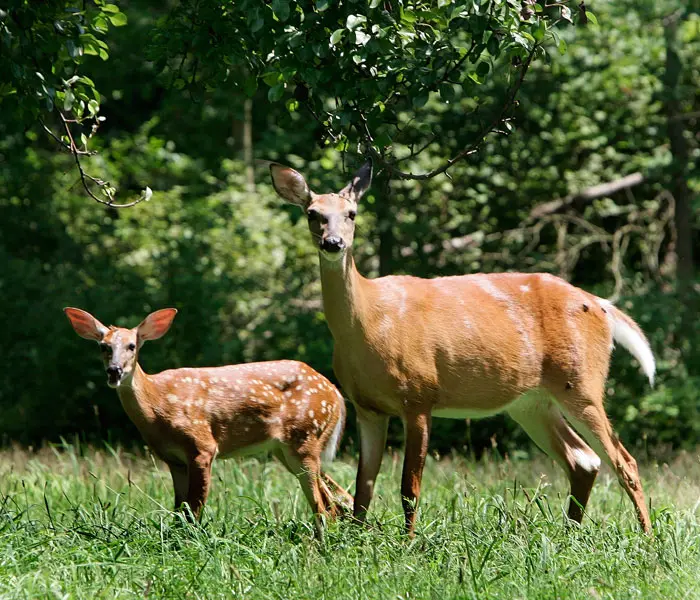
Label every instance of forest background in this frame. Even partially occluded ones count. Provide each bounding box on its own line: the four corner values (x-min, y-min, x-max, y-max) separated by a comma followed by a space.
1, 0, 698, 457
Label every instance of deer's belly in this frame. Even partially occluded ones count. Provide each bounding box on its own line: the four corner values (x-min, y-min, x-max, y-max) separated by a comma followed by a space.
431, 406, 507, 420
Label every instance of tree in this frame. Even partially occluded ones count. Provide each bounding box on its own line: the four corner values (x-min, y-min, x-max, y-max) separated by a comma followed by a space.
2, 0, 590, 207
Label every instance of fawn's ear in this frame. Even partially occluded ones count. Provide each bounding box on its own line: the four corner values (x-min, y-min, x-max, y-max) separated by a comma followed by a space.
270, 164, 313, 208
64, 307, 108, 341
137, 308, 178, 342
339, 160, 372, 203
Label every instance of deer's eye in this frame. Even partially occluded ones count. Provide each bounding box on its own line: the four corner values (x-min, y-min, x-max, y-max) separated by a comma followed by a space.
127, 343, 136, 351
306, 209, 319, 221
348, 210, 357, 221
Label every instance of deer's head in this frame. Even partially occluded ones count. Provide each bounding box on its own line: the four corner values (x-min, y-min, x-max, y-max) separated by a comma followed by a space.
270, 161, 372, 263
64, 307, 177, 388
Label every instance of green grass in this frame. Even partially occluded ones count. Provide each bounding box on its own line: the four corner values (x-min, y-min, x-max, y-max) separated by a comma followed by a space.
1, 444, 700, 599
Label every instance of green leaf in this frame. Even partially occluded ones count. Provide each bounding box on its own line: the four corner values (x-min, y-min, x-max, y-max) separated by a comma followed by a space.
355, 30, 371, 45
268, 83, 285, 102
102, 4, 120, 13
412, 91, 429, 109
439, 83, 455, 102
63, 89, 75, 111
262, 72, 281, 86
476, 62, 490, 78
317, 0, 331, 10
557, 38, 567, 55
346, 15, 367, 31
487, 35, 500, 56
586, 11, 599, 26
370, 0, 382, 7
330, 29, 344, 45
107, 12, 127, 27
375, 132, 393, 147
251, 17, 264, 32
272, 0, 290, 22
533, 22, 546, 42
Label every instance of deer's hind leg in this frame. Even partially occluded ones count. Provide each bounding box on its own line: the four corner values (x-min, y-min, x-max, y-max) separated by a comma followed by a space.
545, 373, 650, 533
508, 391, 600, 524
277, 443, 327, 538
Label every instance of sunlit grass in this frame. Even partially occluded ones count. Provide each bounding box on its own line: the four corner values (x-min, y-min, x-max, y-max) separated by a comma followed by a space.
1, 443, 700, 598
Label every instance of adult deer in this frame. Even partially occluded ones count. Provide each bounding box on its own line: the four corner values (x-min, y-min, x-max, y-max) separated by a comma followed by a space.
270, 160, 655, 534
64, 307, 351, 532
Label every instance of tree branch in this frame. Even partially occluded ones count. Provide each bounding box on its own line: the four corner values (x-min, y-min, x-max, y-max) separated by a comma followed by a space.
58, 113, 152, 209
528, 172, 644, 219
364, 44, 540, 181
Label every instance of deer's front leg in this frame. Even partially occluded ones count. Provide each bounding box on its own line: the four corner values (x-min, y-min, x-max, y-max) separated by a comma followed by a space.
185, 451, 215, 520
169, 462, 189, 512
353, 408, 389, 523
401, 413, 431, 536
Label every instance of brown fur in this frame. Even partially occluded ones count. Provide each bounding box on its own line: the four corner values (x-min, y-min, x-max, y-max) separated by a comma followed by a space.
64, 307, 351, 530
270, 162, 653, 534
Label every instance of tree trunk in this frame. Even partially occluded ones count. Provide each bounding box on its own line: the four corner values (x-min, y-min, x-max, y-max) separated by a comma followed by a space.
663, 11, 694, 282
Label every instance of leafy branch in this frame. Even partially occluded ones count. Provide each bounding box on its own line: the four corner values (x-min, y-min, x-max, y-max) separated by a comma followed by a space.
54, 112, 152, 209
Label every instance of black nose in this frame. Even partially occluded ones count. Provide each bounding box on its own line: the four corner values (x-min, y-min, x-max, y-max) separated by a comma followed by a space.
106, 366, 123, 378
321, 236, 345, 253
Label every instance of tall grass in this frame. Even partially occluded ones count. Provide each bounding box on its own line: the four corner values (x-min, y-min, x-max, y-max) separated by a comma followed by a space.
1, 444, 699, 598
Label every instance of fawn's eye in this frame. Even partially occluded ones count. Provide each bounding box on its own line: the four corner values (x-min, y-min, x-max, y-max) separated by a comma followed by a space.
348, 210, 357, 221
127, 343, 136, 351
306, 209, 319, 221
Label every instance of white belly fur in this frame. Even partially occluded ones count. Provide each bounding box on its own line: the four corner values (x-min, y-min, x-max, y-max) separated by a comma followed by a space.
431, 389, 546, 421
431, 406, 507, 420
217, 439, 280, 460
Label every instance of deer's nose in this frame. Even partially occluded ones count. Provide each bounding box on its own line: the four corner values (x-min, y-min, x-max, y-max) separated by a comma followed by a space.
321, 236, 345, 253
106, 365, 123, 378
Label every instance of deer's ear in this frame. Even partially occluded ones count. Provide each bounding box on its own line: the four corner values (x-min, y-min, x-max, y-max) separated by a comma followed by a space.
339, 160, 372, 202
137, 309, 178, 342
270, 164, 313, 208
64, 307, 108, 341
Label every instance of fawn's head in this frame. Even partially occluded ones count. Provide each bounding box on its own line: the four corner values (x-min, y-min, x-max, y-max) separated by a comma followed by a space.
64, 307, 177, 388
270, 160, 372, 263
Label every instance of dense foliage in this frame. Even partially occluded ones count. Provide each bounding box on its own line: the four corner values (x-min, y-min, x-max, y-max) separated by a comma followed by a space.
0, 1, 698, 454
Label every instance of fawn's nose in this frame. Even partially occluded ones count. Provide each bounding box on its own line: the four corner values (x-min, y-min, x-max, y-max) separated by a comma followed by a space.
321, 236, 345, 253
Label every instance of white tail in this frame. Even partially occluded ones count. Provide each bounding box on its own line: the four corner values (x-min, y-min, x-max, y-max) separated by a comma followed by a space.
322, 396, 346, 464
598, 299, 656, 386
64, 307, 352, 530
271, 161, 655, 534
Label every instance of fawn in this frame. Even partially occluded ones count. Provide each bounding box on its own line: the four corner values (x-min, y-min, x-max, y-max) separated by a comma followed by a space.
64, 307, 351, 530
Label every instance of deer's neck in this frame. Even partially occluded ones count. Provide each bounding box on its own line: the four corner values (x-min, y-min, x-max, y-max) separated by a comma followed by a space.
319, 251, 370, 339
116, 364, 159, 429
